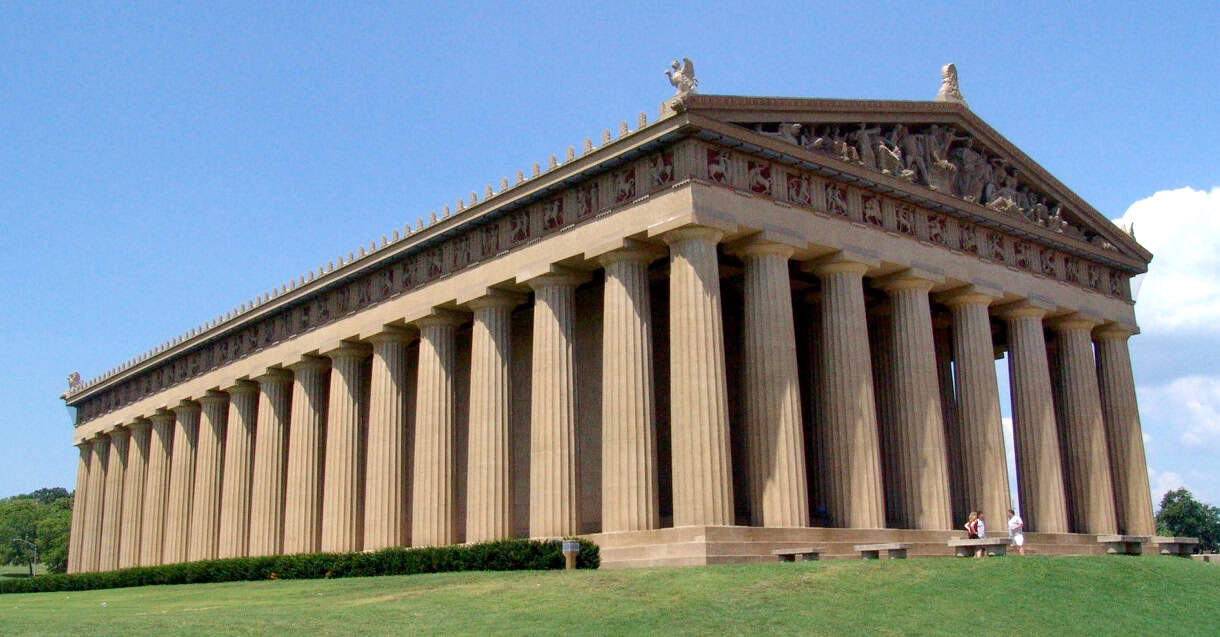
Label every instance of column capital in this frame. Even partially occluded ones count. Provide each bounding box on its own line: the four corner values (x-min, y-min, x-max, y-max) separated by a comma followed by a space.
594, 239, 667, 267
412, 308, 468, 329
367, 326, 418, 345
287, 355, 330, 372
91, 432, 111, 446
658, 225, 724, 245
725, 231, 803, 259
803, 247, 880, 277
253, 367, 294, 385
995, 298, 1054, 321
1050, 313, 1103, 333
222, 379, 260, 396
936, 284, 1003, 308
198, 390, 229, 407
1094, 322, 1139, 341
465, 289, 528, 311
127, 418, 152, 433
171, 400, 201, 417
522, 267, 589, 291
149, 409, 176, 426
876, 267, 944, 293
108, 425, 132, 440
322, 341, 373, 361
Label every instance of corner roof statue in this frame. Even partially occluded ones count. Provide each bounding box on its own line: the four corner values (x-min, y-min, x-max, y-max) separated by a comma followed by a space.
935, 62, 967, 106
665, 57, 697, 98
66, 371, 82, 391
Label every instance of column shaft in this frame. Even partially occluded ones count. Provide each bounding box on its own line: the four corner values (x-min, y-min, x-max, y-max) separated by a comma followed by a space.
218, 382, 259, 558
1054, 320, 1118, 534
935, 323, 967, 526
365, 332, 413, 550
665, 228, 734, 527
412, 316, 459, 546
529, 273, 582, 536
884, 277, 952, 530
162, 402, 200, 564
739, 243, 808, 527
283, 359, 329, 554
1095, 328, 1156, 535
322, 346, 370, 553
600, 249, 661, 532
467, 297, 518, 542
80, 436, 109, 572
67, 443, 90, 573
188, 393, 228, 561
140, 413, 174, 565
248, 369, 293, 556
118, 421, 150, 568
1004, 310, 1069, 532
948, 295, 1011, 527
869, 305, 899, 528
814, 261, 885, 529
98, 429, 128, 571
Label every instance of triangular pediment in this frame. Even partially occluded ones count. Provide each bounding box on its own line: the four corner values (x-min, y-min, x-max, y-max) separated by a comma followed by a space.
672, 95, 1149, 268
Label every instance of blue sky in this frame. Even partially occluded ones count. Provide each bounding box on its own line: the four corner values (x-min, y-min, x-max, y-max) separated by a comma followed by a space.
2, 2, 1218, 510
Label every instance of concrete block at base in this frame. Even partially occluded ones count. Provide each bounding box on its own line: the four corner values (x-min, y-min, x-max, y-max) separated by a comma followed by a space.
1097, 535, 1150, 555
947, 537, 1012, 557
853, 543, 908, 559
771, 546, 824, 562
1191, 553, 1216, 564
1152, 536, 1199, 557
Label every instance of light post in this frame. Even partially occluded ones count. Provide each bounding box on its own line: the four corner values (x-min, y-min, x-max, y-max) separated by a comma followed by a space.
11, 537, 38, 577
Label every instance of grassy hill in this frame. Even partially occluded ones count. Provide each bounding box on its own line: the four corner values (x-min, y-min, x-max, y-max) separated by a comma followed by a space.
3, 556, 1217, 635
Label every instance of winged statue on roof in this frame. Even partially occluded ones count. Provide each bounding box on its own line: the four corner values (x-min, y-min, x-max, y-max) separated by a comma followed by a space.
665, 58, 698, 98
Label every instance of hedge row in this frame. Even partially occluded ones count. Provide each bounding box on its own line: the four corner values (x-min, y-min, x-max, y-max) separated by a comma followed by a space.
0, 538, 598, 595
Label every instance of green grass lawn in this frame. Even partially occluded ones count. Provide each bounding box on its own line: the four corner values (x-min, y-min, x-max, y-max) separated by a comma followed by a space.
2, 556, 1217, 636
0, 563, 44, 578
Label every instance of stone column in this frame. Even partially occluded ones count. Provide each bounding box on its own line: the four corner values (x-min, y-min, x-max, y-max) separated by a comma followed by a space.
663, 227, 734, 527
98, 428, 129, 571
1052, 317, 1118, 534
881, 273, 952, 530
283, 358, 329, 555
412, 313, 461, 546
218, 381, 259, 558
118, 420, 150, 568
1095, 325, 1156, 536
528, 272, 583, 537
365, 329, 415, 551
599, 246, 661, 533
67, 442, 91, 573
466, 294, 521, 543
248, 369, 293, 557
80, 435, 109, 572
934, 321, 966, 526
162, 401, 200, 564
733, 239, 808, 528
811, 257, 885, 529
944, 290, 1011, 529
188, 391, 228, 562
868, 302, 899, 528
1000, 304, 1068, 533
140, 411, 175, 566
322, 344, 371, 553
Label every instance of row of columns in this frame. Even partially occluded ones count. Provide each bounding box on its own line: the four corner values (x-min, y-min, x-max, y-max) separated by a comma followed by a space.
66, 226, 1155, 573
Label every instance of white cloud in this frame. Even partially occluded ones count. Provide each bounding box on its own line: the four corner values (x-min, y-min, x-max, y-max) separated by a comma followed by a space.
1112, 187, 1220, 333
1137, 375, 1220, 448
1147, 467, 1188, 504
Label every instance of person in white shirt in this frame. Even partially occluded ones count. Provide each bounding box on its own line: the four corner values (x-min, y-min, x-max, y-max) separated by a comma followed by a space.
974, 511, 986, 558
1008, 509, 1025, 556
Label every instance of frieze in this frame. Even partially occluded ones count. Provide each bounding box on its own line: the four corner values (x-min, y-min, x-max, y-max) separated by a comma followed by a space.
73, 147, 689, 427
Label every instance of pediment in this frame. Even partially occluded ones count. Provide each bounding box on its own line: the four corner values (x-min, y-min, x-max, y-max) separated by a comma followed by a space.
674, 95, 1149, 268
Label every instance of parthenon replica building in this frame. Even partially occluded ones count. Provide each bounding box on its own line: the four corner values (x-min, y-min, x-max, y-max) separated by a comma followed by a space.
62, 63, 1156, 569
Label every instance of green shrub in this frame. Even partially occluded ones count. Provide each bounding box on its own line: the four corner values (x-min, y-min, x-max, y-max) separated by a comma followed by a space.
0, 538, 597, 595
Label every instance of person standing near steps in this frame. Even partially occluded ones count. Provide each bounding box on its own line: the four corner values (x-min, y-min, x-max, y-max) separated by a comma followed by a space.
1008, 509, 1025, 556
973, 511, 986, 558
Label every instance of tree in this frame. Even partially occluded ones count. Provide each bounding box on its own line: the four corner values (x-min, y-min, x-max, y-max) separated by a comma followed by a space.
0, 489, 75, 576
0, 499, 44, 576
1156, 488, 1220, 553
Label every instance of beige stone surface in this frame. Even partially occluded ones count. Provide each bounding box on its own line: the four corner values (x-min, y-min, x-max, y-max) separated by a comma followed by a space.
98, 428, 128, 571
1094, 327, 1156, 536
321, 344, 371, 553
66, 443, 90, 573
248, 369, 292, 557
79, 435, 109, 572
139, 411, 174, 566
664, 227, 734, 527
218, 381, 259, 558
364, 330, 414, 550
188, 392, 228, 561
162, 402, 200, 564
118, 420, 149, 568
412, 313, 461, 546
282, 358, 329, 555
465, 294, 520, 543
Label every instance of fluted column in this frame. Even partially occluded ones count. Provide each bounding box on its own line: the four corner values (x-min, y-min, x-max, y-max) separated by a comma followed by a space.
1001, 305, 1068, 533
283, 358, 329, 555
118, 420, 149, 568
528, 272, 583, 537
599, 246, 661, 533
811, 257, 885, 529
218, 381, 259, 558
162, 401, 200, 564
882, 273, 952, 530
322, 344, 371, 553
1052, 317, 1117, 534
67, 442, 91, 573
188, 392, 228, 561
734, 240, 808, 527
663, 227, 734, 527
248, 369, 293, 556
1095, 325, 1156, 536
412, 313, 461, 546
98, 428, 128, 571
934, 321, 966, 526
466, 294, 521, 542
945, 291, 1010, 529
139, 411, 174, 565
80, 435, 109, 572
365, 329, 415, 550
868, 302, 899, 527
